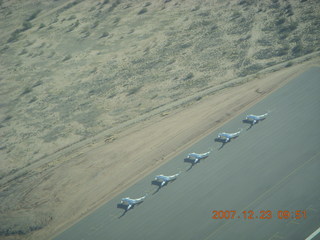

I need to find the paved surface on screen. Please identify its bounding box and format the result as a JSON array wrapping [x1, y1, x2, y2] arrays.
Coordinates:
[[54, 67, 320, 240]]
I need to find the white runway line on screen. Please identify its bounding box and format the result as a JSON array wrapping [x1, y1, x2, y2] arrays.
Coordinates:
[[305, 226, 320, 240]]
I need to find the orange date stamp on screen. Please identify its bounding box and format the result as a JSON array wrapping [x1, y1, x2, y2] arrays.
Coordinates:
[[211, 210, 307, 220]]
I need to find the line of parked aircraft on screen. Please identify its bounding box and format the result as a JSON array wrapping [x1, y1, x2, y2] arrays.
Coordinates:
[[119, 112, 269, 211]]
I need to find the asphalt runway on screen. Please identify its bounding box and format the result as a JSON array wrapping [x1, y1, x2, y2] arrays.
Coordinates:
[[54, 67, 320, 240]]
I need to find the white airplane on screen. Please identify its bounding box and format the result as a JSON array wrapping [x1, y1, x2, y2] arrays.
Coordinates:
[[217, 129, 243, 142], [246, 112, 269, 124], [187, 151, 211, 164], [154, 172, 181, 187], [120, 195, 147, 210]]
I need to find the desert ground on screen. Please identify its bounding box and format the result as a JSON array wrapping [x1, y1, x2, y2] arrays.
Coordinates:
[[0, 0, 319, 239]]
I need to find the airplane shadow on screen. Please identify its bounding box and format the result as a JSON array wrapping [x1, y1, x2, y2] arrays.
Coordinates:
[[184, 158, 198, 171], [117, 203, 130, 218], [214, 138, 228, 150], [242, 119, 254, 130], [117, 202, 143, 218], [151, 179, 177, 195], [151, 180, 165, 195], [242, 119, 265, 130]]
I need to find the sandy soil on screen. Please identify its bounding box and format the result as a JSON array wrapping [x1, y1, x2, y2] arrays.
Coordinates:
[[1, 56, 316, 240]]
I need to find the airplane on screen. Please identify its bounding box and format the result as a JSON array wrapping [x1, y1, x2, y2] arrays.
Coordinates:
[[120, 195, 147, 210], [186, 151, 211, 164], [154, 172, 181, 187], [217, 129, 243, 142], [245, 112, 269, 124]]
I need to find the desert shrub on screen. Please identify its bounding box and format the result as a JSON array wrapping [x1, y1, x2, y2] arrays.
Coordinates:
[[66, 20, 79, 32], [275, 17, 285, 26], [238, 0, 254, 6], [32, 80, 43, 88], [57, 0, 84, 14], [291, 43, 303, 57], [138, 8, 147, 15], [277, 22, 298, 40], [91, 21, 99, 29], [47, 51, 55, 58], [67, 15, 77, 21], [100, 32, 109, 38], [38, 23, 46, 29], [0, 45, 9, 53], [22, 87, 32, 95], [198, 11, 210, 17], [239, 64, 263, 77], [7, 21, 33, 42], [191, 5, 200, 11], [3, 115, 12, 122], [113, 17, 120, 24], [144, 2, 151, 7], [254, 48, 279, 60], [19, 49, 28, 55], [22, 21, 33, 31], [7, 30, 20, 43], [278, 22, 298, 35], [283, 4, 293, 16], [62, 54, 72, 61], [127, 86, 142, 96], [108, 0, 120, 12], [275, 47, 289, 57], [29, 96, 37, 103], [285, 61, 293, 67], [150, 94, 158, 99], [26, 9, 41, 21], [182, 72, 194, 81], [188, 20, 212, 30], [269, 0, 280, 9], [108, 93, 117, 98], [179, 43, 192, 49], [231, 10, 241, 20]]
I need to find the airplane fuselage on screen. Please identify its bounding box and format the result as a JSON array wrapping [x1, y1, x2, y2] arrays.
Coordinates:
[[120, 196, 146, 210], [155, 174, 178, 182], [187, 151, 210, 164], [246, 113, 268, 124], [218, 130, 242, 142], [187, 152, 210, 159], [218, 131, 241, 138], [155, 172, 180, 186]]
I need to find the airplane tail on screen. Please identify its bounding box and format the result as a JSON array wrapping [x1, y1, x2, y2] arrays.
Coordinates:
[[173, 171, 182, 178], [141, 194, 148, 200], [266, 109, 274, 115]]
